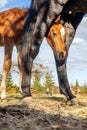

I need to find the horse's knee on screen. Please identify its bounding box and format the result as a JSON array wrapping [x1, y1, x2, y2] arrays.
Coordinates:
[[3, 59, 12, 72], [30, 44, 40, 59]]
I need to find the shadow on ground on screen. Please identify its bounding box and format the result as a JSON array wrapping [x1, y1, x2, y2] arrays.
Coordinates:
[[0, 96, 87, 130]]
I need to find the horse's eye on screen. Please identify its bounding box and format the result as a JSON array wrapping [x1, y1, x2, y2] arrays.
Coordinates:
[[53, 32, 57, 36]]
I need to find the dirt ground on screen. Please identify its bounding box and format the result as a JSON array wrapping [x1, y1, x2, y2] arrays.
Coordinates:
[[0, 94, 87, 130]]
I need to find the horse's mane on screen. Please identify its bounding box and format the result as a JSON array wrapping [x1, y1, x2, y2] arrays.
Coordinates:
[[62, 0, 87, 14]]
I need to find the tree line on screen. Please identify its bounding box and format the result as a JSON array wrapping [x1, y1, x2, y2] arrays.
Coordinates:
[[0, 63, 87, 95], [0, 63, 55, 95]]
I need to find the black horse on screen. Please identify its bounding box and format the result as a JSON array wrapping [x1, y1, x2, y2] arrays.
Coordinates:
[[21, 0, 86, 102]]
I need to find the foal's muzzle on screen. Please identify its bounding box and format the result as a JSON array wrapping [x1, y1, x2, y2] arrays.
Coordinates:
[[56, 51, 66, 61]]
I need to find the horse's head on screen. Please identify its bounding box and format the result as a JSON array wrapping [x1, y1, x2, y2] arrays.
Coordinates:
[[46, 17, 67, 61]]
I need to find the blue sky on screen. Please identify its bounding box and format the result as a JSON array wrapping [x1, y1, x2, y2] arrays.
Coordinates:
[[0, 0, 31, 11], [0, 0, 87, 86]]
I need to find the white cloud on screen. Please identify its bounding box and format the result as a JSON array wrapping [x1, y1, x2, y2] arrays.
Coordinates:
[[82, 16, 87, 23], [0, 0, 8, 8], [67, 17, 87, 71], [73, 37, 85, 44]]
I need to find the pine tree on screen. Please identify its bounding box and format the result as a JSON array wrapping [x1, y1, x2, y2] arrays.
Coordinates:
[[84, 80, 87, 87], [75, 80, 80, 95], [0, 72, 14, 88], [44, 71, 55, 96], [32, 70, 43, 93], [75, 80, 79, 87], [0, 73, 2, 85], [6, 73, 14, 88]]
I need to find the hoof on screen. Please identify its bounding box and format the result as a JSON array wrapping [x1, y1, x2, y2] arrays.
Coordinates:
[[22, 93, 32, 99], [0, 90, 6, 100], [0, 94, 7, 102], [66, 98, 81, 106], [0, 98, 7, 103], [21, 96, 34, 106]]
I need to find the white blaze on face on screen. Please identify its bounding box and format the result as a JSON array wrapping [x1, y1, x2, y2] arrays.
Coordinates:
[[60, 27, 65, 39]]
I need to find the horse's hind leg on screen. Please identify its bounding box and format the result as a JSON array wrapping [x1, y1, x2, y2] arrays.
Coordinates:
[[16, 44, 22, 93], [0, 42, 13, 99]]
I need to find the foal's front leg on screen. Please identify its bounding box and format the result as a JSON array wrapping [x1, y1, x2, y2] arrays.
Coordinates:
[[0, 42, 13, 99]]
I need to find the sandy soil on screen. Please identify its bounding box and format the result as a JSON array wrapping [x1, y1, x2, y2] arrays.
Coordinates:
[[0, 94, 87, 130]]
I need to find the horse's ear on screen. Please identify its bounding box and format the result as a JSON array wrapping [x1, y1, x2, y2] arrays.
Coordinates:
[[54, 15, 61, 24]]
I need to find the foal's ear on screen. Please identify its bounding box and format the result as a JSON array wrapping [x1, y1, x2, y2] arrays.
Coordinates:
[[54, 15, 61, 24]]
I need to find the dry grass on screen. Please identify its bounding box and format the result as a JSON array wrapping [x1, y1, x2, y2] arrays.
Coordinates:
[[0, 94, 87, 130]]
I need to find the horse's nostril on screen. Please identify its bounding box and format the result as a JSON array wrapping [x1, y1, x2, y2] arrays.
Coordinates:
[[59, 52, 65, 60]]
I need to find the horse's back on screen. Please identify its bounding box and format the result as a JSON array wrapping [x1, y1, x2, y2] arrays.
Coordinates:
[[0, 8, 28, 40]]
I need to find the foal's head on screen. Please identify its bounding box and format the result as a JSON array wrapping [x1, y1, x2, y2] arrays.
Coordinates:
[[46, 17, 67, 61]]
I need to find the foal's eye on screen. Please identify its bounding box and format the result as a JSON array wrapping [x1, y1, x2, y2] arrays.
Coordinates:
[[53, 32, 57, 36]]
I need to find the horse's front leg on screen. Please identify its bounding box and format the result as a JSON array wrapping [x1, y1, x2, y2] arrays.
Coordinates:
[[54, 22, 76, 101], [20, 6, 50, 97], [21, 35, 42, 98], [55, 59, 76, 101], [20, 51, 33, 98]]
